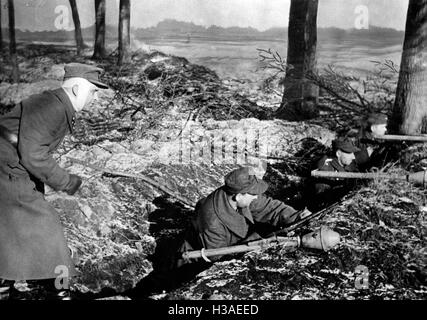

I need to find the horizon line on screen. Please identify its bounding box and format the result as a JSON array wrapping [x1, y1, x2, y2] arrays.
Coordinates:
[[9, 22, 406, 34], [2, 18, 406, 33]]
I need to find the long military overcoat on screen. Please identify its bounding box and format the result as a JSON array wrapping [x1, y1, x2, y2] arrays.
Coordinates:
[[0, 88, 76, 281]]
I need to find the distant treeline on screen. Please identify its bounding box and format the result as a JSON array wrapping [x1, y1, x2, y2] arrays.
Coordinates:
[[2, 19, 405, 44]]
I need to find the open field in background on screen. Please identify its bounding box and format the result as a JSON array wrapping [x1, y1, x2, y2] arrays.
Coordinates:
[[21, 36, 403, 82], [138, 37, 403, 81]]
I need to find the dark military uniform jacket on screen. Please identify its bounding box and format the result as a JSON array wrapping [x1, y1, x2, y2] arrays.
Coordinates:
[[354, 131, 388, 171], [182, 187, 299, 255], [314, 155, 358, 195], [0, 88, 76, 280]]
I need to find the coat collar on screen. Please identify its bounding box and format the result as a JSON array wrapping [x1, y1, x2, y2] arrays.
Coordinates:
[[51, 88, 76, 133], [330, 158, 347, 172], [212, 188, 254, 238], [358, 130, 377, 146]]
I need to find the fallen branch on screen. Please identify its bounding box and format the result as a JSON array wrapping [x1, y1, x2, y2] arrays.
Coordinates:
[[67, 157, 196, 209]]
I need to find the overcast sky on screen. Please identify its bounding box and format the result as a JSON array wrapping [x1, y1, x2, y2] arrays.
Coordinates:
[[1, 0, 409, 31]]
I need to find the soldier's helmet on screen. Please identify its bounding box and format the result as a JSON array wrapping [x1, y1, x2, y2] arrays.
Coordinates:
[[366, 113, 388, 126]]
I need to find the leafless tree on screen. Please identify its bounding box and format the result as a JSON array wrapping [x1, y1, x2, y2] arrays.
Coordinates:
[[390, 0, 427, 134], [275, 0, 319, 121], [7, 0, 19, 82], [93, 0, 106, 59], [0, 0, 3, 52], [69, 0, 86, 55], [118, 0, 131, 65]]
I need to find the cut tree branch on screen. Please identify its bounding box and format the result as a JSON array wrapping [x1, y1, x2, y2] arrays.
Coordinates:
[[67, 157, 196, 208]]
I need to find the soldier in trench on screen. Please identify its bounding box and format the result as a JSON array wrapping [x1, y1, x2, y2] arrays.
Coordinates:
[[352, 113, 390, 172], [310, 138, 360, 210], [0, 63, 108, 300], [125, 166, 312, 299]]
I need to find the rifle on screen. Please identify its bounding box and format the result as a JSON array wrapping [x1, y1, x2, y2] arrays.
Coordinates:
[[182, 226, 340, 261], [182, 195, 351, 262], [266, 198, 348, 238]]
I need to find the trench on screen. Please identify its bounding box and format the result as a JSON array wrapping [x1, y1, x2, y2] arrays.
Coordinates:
[[122, 137, 359, 299]]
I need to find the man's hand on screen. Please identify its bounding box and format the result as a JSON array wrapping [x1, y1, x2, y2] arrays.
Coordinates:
[[299, 208, 312, 219], [315, 183, 331, 194], [65, 174, 82, 195]]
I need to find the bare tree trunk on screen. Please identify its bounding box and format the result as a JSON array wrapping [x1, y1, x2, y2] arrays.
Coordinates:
[[69, 0, 85, 55], [275, 0, 319, 121], [7, 0, 19, 83], [0, 0, 3, 52], [118, 0, 131, 65], [390, 0, 427, 135], [92, 0, 106, 59]]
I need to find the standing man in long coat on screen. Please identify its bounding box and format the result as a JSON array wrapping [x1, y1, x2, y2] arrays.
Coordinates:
[[0, 63, 108, 299]]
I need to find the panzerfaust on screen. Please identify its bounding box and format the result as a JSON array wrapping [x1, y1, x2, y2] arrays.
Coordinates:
[[374, 134, 427, 142], [311, 169, 427, 187], [182, 227, 340, 262]]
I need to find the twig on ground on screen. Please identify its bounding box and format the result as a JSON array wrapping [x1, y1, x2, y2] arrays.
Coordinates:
[[67, 157, 196, 209]]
